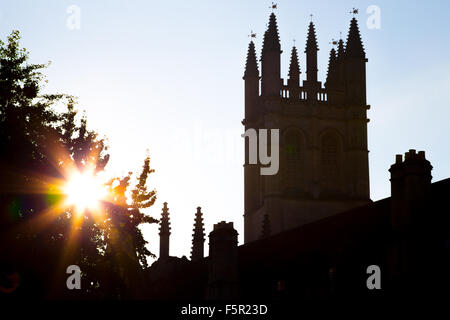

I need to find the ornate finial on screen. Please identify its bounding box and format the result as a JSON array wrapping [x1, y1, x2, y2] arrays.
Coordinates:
[[293, 39, 296, 47], [309, 14, 313, 22], [248, 30, 257, 40], [270, 2, 277, 11], [349, 8, 359, 16]]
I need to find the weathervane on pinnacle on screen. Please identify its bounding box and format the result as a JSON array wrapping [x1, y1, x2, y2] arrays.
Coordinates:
[[248, 30, 257, 40], [329, 38, 338, 46], [350, 8, 359, 16], [270, 2, 277, 11]]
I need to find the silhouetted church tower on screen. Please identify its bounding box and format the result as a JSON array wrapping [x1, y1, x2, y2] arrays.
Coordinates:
[[243, 13, 370, 243]]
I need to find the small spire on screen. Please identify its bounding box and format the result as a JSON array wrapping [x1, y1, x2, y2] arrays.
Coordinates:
[[345, 18, 365, 58], [326, 48, 337, 84], [260, 214, 271, 239], [191, 206, 205, 261], [243, 41, 259, 79], [159, 202, 171, 236], [159, 202, 171, 259], [305, 21, 319, 85], [262, 12, 281, 54], [337, 38, 345, 62], [288, 46, 300, 80], [305, 21, 319, 53]]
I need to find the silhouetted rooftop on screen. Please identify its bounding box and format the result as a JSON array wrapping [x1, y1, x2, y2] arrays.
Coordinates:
[[147, 178, 450, 299]]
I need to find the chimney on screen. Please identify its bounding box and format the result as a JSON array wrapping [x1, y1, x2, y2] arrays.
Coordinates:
[[206, 221, 239, 300], [388, 150, 432, 285], [389, 149, 432, 230]]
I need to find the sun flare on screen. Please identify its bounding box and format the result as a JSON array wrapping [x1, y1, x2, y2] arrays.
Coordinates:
[[63, 169, 106, 214]]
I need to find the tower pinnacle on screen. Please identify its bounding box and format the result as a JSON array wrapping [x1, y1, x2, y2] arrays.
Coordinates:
[[305, 21, 319, 53], [304, 21, 319, 97], [243, 41, 259, 79], [288, 46, 300, 80], [326, 47, 337, 85], [260, 12, 282, 97], [337, 38, 345, 62], [191, 206, 205, 261], [288, 45, 301, 99], [345, 18, 365, 58], [159, 202, 171, 260], [262, 13, 281, 54]]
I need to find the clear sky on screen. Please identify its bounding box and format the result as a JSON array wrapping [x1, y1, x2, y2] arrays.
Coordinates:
[[1, 0, 450, 261]]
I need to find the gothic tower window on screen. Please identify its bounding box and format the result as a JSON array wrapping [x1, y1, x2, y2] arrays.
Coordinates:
[[284, 130, 303, 194], [320, 132, 341, 195]]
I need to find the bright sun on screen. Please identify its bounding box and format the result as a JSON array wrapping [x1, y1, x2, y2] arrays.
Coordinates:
[[63, 170, 106, 214]]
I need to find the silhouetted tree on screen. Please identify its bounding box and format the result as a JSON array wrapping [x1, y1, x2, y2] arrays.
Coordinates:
[[0, 30, 156, 299], [95, 156, 158, 298]]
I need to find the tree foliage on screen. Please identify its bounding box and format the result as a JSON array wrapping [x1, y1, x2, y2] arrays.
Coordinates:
[[0, 30, 157, 299]]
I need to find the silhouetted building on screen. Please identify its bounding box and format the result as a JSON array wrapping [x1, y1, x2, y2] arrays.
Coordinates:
[[146, 13, 450, 301]]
